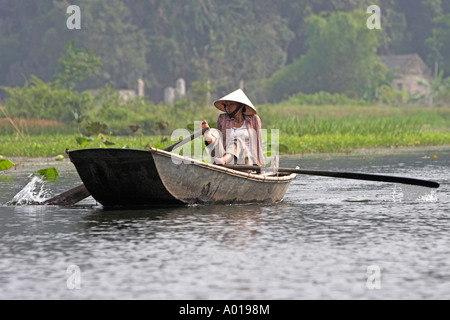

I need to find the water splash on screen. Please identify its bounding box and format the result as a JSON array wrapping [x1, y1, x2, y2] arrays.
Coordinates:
[[416, 190, 438, 202], [402, 184, 438, 202], [391, 184, 438, 203], [6, 176, 51, 205], [391, 185, 403, 202]]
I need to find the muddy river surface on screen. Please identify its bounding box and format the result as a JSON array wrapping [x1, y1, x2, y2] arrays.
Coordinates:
[[1, 148, 449, 299]]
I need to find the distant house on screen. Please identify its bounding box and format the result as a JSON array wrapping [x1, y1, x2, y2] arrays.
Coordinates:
[[379, 54, 432, 96]]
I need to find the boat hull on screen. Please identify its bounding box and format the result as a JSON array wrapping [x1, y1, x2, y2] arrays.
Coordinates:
[[68, 148, 296, 207]]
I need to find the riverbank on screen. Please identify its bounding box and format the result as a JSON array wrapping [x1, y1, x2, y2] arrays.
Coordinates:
[[282, 144, 450, 162], [1, 104, 449, 158], [2, 133, 449, 163], [2, 131, 450, 158]]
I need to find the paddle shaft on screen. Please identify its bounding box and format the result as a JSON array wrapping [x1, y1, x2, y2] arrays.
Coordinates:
[[45, 128, 207, 205], [222, 165, 440, 189], [163, 128, 208, 152]]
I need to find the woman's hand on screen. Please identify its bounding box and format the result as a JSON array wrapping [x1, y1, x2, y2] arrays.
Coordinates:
[[200, 120, 210, 132], [214, 154, 233, 165], [214, 157, 224, 165], [201, 120, 214, 144]]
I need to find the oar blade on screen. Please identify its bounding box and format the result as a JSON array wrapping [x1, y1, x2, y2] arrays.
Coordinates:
[[43, 184, 91, 205], [289, 169, 440, 189]]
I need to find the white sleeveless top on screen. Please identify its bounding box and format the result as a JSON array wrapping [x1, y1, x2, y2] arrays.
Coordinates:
[[230, 121, 250, 149]]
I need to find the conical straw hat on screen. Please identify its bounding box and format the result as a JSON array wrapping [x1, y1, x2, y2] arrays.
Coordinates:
[[214, 89, 257, 115]]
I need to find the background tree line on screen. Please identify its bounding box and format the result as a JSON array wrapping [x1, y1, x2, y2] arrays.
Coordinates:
[[0, 0, 449, 104]]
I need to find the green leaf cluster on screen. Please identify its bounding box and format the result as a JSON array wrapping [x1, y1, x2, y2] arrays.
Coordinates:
[[1, 76, 93, 123], [35, 167, 60, 181], [55, 40, 102, 88], [264, 10, 386, 102], [0, 158, 14, 171]]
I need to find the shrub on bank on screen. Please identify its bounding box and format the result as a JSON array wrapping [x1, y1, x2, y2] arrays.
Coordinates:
[[1, 76, 93, 123]]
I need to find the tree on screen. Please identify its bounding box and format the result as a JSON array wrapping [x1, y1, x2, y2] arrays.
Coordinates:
[[1, 0, 447, 104], [264, 10, 386, 102], [0, 0, 68, 87], [396, 0, 443, 68], [205, 1, 294, 93], [55, 40, 102, 89], [1, 75, 93, 123], [426, 13, 450, 77], [377, 3, 413, 55], [64, 0, 149, 90], [124, 0, 294, 97], [415, 69, 447, 105]]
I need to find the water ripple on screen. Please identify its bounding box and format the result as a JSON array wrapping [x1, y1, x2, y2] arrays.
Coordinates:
[[1, 150, 450, 299]]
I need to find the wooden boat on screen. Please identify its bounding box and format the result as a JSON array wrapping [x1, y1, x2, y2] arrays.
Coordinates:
[[67, 147, 297, 207]]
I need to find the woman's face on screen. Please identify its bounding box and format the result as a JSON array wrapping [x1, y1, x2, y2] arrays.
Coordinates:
[[224, 102, 240, 114]]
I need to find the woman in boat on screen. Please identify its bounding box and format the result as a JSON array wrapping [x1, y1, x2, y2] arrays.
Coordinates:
[[201, 89, 265, 166]]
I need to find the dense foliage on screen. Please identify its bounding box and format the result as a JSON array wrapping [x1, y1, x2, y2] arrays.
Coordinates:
[[0, 0, 449, 103], [1, 75, 93, 122], [263, 10, 386, 102]]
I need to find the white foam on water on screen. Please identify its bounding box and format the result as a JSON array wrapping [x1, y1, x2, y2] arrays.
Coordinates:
[[7, 176, 51, 205], [393, 184, 439, 203], [417, 191, 438, 202], [391, 185, 401, 202]]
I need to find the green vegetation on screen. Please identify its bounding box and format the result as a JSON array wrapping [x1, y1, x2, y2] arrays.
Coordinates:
[[0, 156, 59, 182], [1, 101, 449, 158], [1, 0, 449, 102], [34, 167, 60, 181], [0, 134, 166, 158], [55, 40, 102, 89], [1, 76, 93, 123], [1, 1, 450, 159], [0, 158, 14, 171], [260, 103, 450, 153], [264, 10, 385, 102]]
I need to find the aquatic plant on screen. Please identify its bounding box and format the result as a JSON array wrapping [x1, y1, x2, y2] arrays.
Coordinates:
[[0, 158, 14, 171]]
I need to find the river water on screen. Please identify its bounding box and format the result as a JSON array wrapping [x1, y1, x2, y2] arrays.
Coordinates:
[[0, 148, 449, 300]]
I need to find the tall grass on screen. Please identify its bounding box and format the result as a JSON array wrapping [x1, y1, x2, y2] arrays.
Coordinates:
[[259, 104, 450, 133], [0, 118, 70, 135], [0, 134, 169, 157], [257, 104, 450, 152], [1, 102, 450, 157]]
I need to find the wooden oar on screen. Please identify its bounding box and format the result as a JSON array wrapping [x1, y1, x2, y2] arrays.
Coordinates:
[[163, 128, 207, 152], [44, 184, 91, 205], [44, 128, 207, 205], [222, 165, 440, 189]]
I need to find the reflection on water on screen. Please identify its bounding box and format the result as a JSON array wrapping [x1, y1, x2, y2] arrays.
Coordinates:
[[0, 150, 449, 299]]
